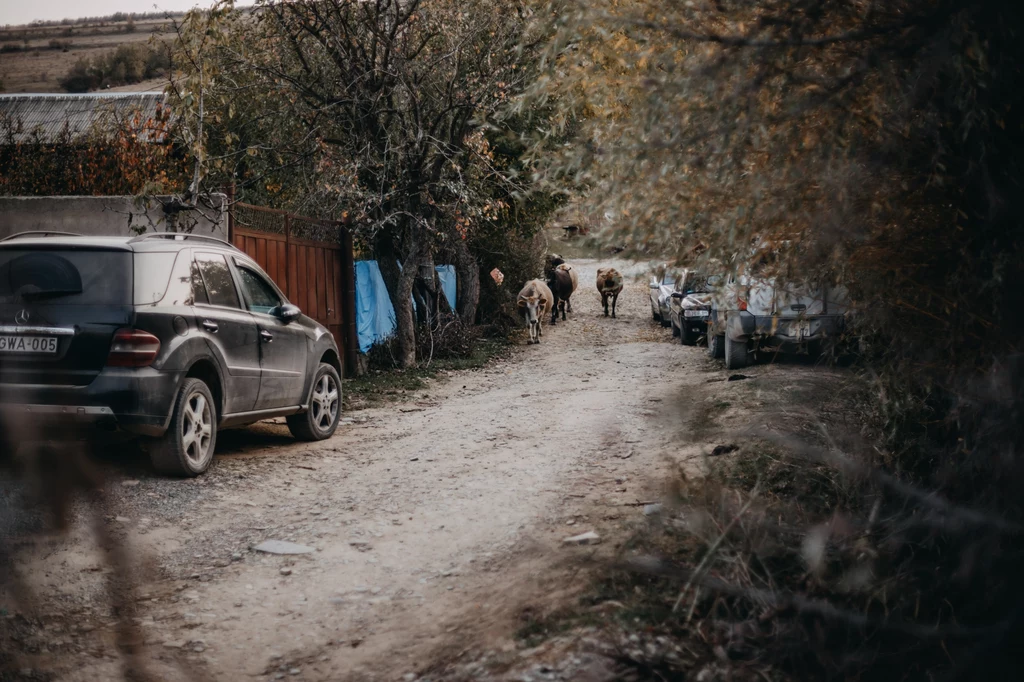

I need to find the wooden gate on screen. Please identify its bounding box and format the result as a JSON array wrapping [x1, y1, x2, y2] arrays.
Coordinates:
[[229, 202, 357, 377]]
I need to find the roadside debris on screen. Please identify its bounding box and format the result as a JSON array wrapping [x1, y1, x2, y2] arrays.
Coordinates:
[[564, 531, 601, 546], [253, 540, 316, 555], [710, 444, 739, 456], [642, 503, 663, 516], [727, 374, 750, 382]]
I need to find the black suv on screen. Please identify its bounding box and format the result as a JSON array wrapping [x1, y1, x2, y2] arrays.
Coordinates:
[[0, 232, 342, 476]]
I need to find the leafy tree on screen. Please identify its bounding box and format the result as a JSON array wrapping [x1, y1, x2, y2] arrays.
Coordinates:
[[172, 0, 550, 367]]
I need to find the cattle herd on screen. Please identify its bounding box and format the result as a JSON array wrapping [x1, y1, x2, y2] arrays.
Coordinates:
[[516, 255, 624, 344]]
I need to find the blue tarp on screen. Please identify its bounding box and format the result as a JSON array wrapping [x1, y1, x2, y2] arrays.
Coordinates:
[[354, 260, 457, 353], [436, 264, 457, 311], [354, 260, 397, 353]]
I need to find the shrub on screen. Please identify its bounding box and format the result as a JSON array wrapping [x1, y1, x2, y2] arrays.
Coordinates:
[[415, 314, 480, 363], [58, 57, 98, 93], [59, 42, 171, 92], [475, 229, 546, 338]]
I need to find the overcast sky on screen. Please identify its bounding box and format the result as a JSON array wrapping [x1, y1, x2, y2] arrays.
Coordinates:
[[1, 2, 222, 27]]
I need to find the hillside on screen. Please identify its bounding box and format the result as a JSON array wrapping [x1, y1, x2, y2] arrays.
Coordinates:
[[0, 15, 180, 94]]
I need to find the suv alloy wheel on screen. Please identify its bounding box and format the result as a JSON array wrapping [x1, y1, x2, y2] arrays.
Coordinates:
[[149, 378, 217, 476], [287, 363, 342, 441]]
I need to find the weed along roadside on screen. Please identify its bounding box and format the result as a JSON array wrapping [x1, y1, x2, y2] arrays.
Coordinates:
[[343, 339, 514, 412]]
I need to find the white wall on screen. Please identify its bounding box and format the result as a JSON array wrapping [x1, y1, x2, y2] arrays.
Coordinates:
[[0, 194, 228, 241]]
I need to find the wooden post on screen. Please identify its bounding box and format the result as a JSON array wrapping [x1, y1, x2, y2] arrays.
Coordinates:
[[340, 222, 358, 377]]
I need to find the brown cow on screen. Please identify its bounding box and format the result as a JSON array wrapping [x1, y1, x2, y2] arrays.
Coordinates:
[[557, 262, 579, 312], [545, 255, 580, 319], [596, 267, 624, 318], [517, 279, 554, 344]]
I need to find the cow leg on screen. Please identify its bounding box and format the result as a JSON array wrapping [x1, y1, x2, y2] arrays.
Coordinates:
[[602, 293, 609, 317], [567, 298, 573, 313], [561, 300, 567, 321], [612, 292, 619, 318]]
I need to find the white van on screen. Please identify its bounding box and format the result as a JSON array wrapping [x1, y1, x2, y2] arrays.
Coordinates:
[[707, 276, 849, 369]]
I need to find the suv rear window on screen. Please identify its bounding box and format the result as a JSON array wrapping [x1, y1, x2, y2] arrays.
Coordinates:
[[0, 248, 131, 305]]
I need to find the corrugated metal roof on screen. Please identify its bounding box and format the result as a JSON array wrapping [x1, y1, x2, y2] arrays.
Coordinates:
[[0, 92, 172, 144]]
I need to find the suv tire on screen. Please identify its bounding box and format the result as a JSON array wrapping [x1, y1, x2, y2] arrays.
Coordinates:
[[708, 332, 725, 359], [149, 378, 217, 477], [671, 317, 681, 337], [288, 363, 342, 441], [725, 336, 749, 369]]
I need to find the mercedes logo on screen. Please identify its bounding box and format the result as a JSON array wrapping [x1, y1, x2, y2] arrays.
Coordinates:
[[14, 309, 30, 325]]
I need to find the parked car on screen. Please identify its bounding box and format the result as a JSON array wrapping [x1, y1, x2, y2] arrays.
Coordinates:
[[668, 272, 721, 345], [648, 268, 678, 327], [0, 231, 343, 476], [707, 276, 849, 369]]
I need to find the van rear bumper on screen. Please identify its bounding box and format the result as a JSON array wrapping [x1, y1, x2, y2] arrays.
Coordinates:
[[727, 311, 845, 344], [0, 367, 181, 438]]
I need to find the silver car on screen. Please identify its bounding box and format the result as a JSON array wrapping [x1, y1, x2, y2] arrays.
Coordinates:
[[707, 276, 850, 369], [648, 270, 677, 327], [668, 272, 720, 345]]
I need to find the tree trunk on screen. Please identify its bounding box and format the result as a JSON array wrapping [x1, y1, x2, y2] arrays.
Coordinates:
[[453, 237, 480, 324], [393, 258, 418, 368], [375, 232, 419, 369]]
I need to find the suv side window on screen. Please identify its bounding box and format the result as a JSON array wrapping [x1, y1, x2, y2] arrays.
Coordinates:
[[194, 252, 241, 309], [235, 262, 283, 315]]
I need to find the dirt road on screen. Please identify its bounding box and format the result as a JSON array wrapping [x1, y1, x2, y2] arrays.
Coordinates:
[[2, 259, 844, 681]]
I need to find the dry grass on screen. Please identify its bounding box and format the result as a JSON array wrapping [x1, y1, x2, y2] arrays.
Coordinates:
[[0, 18, 178, 93], [500, 358, 1024, 681]]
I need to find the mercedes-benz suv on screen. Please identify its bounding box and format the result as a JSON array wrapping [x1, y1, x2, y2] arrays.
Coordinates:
[[0, 231, 343, 476]]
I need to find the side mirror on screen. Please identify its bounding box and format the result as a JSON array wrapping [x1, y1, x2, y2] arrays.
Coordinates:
[[649, 282, 660, 289], [670, 292, 684, 299], [275, 303, 302, 323]]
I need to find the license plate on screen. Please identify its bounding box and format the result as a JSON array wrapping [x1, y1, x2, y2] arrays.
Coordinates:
[[0, 336, 59, 354], [796, 323, 811, 340]]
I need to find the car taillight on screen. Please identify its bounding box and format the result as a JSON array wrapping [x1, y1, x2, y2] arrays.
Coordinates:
[[737, 297, 748, 311], [107, 328, 161, 367]]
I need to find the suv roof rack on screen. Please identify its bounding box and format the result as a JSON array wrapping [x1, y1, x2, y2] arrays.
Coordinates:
[[127, 232, 240, 251], [0, 230, 83, 242]]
